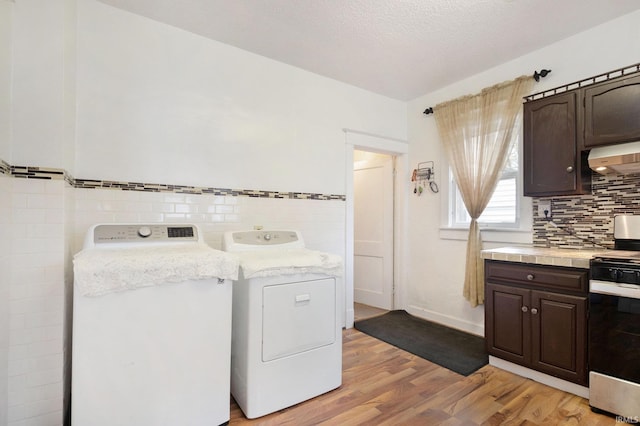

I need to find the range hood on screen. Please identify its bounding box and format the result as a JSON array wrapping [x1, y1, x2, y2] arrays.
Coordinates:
[[588, 141, 640, 175]]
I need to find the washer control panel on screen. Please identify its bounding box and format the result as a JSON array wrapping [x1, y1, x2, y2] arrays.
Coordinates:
[[92, 224, 198, 245]]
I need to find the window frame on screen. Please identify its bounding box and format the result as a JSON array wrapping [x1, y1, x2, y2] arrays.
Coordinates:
[[438, 134, 533, 245], [448, 142, 521, 230]]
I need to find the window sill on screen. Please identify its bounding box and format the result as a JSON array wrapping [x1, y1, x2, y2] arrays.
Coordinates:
[[439, 227, 533, 244]]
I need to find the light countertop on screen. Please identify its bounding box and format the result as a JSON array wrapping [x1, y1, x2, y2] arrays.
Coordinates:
[[481, 246, 609, 269]]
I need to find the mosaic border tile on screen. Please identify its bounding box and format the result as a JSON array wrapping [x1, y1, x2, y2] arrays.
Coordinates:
[[11, 165, 68, 180], [0, 159, 9, 175], [1, 159, 345, 201]]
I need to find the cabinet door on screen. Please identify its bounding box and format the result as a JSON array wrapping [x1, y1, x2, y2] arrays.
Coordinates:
[[584, 74, 640, 148], [523, 92, 588, 196], [485, 283, 531, 366], [530, 291, 588, 385]]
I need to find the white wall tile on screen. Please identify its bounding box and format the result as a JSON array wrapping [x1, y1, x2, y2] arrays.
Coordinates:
[[0, 175, 11, 423], [8, 397, 63, 423], [7, 177, 67, 425], [73, 188, 345, 255], [8, 382, 61, 409], [9, 410, 62, 426], [11, 179, 45, 195]]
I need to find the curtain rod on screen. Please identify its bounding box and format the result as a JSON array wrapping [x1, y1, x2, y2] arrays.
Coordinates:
[[422, 69, 551, 115]]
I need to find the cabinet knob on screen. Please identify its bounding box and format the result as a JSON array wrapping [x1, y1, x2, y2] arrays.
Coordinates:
[[521, 306, 528, 313], [526, 274, 535, 281], [566, 166, 574, 173], [531, 308, 538, 315]]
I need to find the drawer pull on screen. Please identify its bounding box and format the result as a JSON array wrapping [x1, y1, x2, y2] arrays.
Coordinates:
[[531, 308, 538, 315], [295, 294, 311, 303], [527, 274, 535, 281], [521, 306, 528, 313]]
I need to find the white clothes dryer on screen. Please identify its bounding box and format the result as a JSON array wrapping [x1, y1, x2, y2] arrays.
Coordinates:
[[72, 224, 239, 426], [222, 230, 342, 419]]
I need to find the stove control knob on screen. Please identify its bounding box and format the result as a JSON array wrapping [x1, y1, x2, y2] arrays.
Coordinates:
[[138, 226, 152, 238], [609, 268, 620, 281]]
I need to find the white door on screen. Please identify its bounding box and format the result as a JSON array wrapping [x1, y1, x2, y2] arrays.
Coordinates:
[[353, 151, 394, 310]]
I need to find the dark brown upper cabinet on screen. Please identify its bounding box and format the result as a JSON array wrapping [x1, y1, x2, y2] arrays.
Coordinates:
[[583, 73, 640, 148], [523, 92, 591, 197], [523, 65, 640, 197]]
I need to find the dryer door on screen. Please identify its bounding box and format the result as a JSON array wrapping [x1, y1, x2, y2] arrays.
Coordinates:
[[262, 277, 336, 362]]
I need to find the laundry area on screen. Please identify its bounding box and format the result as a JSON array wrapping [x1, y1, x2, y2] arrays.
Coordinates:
[[71, 225, 342, 425]]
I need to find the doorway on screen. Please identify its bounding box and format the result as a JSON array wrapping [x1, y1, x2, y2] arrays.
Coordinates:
[[344, 128, 409, 329], [353, 150, 394, 311]]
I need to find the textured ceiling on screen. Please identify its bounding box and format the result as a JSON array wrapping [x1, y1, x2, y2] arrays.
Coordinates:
[[98, 0, 640, 101]]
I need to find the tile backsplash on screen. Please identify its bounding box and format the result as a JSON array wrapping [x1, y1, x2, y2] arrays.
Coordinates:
[[533, 172, 640, 249]]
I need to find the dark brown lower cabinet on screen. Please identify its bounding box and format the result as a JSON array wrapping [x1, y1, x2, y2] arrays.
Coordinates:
[[485, 261, 588, 386]]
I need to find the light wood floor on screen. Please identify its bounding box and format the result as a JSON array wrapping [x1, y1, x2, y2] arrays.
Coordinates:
[[353, 302, 389, 321], [230, 328, 616, 425]]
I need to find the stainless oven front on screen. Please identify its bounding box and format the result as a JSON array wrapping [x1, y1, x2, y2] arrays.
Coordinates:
[[589, 259, 640, 419]]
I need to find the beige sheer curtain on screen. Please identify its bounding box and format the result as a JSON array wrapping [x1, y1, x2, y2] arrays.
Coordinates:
[[433, 75, 534, 307]]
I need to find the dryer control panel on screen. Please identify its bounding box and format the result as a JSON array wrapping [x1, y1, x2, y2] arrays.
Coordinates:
[[223, 230, 304, 251]]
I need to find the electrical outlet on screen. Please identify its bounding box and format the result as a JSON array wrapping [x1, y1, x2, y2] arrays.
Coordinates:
[[537, 200, 551, 219]]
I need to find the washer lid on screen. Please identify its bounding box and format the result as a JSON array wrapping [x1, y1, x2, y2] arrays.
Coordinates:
[[222, 230, 305, 251]]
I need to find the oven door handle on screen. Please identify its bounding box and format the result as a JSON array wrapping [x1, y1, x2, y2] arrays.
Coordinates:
[[590, 279, 640, 299]]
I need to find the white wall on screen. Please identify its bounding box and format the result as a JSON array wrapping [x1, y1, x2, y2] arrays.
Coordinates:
[[0, 0, 11, 162], [74, 0, 407, 193], [0, 2, 11, 423], [405, 10, 640, 335], [11, 0, 76, 172]]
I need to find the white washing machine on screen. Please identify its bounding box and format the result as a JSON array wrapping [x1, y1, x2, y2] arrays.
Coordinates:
[[72, 224, 239, 426], [222, 230, 343, 419]]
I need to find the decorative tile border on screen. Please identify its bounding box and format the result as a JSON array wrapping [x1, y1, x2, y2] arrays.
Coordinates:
[[533, 173, 640, 249], [11, 165, 68, 180], [0, 159, 345, 201], [0, 159, 9, 175]]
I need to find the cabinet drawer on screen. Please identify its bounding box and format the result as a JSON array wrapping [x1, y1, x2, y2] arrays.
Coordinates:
[[485, 261, 587, 293]]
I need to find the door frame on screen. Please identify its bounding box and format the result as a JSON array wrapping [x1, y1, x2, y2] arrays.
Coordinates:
[[343, 128, 409, 328]]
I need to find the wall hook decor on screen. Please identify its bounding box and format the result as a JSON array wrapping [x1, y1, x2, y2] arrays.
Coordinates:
[[411, 161, 439, 195]]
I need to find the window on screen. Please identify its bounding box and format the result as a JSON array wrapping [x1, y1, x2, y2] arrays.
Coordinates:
[[449, 140, 520, 228]]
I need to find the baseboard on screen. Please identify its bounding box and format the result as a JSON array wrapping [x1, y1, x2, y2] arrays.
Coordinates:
[[406, 305, 484, 337], [490, 356, 589, 399]]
